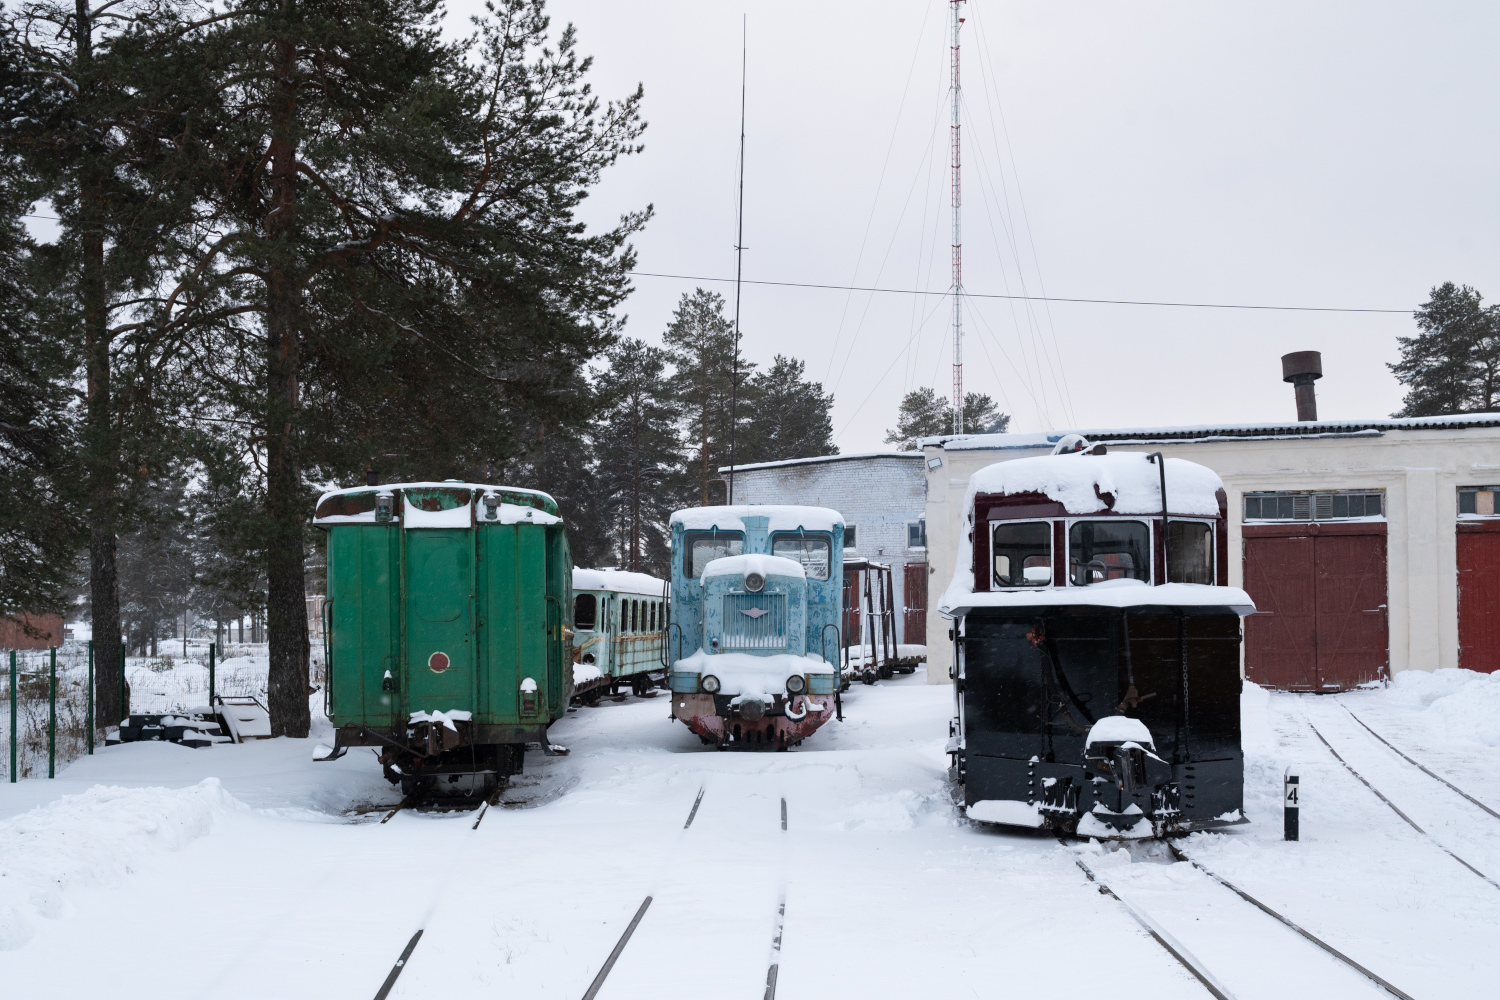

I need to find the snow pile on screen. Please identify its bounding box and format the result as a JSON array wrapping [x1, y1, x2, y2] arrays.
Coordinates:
[[408, 709, 472, 731], [0, 780, 237, 950], [967, 799, 1043, 828], [1084, 715, 1154, 747], [571, 662, 603, 685], [1381, 668, 1500, 746], [572, 567, 666, 596], [674, 648, 833, 699], [967, 451, 1223, 517], [669, 505, 842, 532], [701, 553, 805, 583]]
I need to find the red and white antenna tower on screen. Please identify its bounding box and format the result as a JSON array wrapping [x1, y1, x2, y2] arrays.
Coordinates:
[[949, 0, 966, 435]]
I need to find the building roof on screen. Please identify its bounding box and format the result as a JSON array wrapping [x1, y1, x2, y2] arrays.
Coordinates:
[[718, 450, 922, 474], [921, 413, 1500, 451]]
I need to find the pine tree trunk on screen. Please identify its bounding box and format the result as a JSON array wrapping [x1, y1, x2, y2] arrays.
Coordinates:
[[76, 0, 125, 727], [263, 38, 310, 738]]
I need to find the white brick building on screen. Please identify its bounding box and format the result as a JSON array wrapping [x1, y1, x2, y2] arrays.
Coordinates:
[[720, 452, 930, 642]]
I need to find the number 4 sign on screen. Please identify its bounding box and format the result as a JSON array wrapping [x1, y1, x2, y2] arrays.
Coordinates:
[[1285, 770, 1300, 841]]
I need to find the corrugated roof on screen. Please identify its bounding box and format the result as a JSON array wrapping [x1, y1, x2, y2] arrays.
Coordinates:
[[718, 450, 923, 473], [921, 413, 1500, 451]]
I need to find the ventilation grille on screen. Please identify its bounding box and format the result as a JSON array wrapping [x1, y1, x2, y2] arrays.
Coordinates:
[[720, 593, 788, 650]]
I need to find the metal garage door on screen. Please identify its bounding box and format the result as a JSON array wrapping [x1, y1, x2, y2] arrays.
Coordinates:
[[1243, 523, 1388, 690], [1458, 522, 1500, 673]]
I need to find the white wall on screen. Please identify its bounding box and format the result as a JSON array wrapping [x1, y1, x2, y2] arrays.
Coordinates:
[[923, 426, 1500, 683]]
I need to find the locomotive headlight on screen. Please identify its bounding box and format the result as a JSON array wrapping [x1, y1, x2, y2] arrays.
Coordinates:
[[701, 674, 722, 694], [744, 571, 765, 593], [786, 674, 807, 695]]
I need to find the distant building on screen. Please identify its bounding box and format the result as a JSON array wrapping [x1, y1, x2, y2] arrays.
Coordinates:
[[921, 414, 1500, 688], [0, 613, 65, 650], [720, 452, 929, 643]]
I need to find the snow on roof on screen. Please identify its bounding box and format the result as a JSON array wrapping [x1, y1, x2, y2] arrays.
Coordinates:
[[314, 481, 557, 525], [920, 413, 1500, 451], [939, 581, 1256, 617], [573, 567, 667, 597], [701, 553, 806, 583], [716, 450, 922, 474], [670, 505, 843, 532], [969, 450, 1223, 516]]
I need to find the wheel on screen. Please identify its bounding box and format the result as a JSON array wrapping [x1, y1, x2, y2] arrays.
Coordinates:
[[631, 674, 650, 698], [861, 668, 876, 685]]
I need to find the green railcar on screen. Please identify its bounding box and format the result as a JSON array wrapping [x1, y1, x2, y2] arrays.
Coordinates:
[[313, 481, 572, 796]]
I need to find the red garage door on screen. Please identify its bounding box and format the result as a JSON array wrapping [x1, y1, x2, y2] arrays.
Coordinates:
[[1458, 523, 1500, 673], [1244, 523, 1388, 691], [903, 562, 927, 644]]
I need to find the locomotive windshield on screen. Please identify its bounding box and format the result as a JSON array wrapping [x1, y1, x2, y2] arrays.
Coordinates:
[[1167, 521, 1214, 584], [771, 533, 831, 580], [992, 522, 1052, 587], [683, 531, 744, 578], [1069, 520, 1150, 586]]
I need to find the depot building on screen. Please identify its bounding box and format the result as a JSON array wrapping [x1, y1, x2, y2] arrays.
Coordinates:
[[920, 412, 1500, 689]]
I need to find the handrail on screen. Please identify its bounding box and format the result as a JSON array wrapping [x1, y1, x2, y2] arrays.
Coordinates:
[[322, 599, 333, 720], [821, 623, 843, 721]]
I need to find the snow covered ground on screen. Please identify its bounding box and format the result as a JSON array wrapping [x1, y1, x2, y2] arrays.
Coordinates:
[[2, 668, 1499, 999]]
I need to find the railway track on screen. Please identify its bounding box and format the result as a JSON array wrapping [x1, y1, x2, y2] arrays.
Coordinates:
[[1304, 712, 1500, 892], [1339, 706, 1500, 822], [1066, 839, 1417, 1000]]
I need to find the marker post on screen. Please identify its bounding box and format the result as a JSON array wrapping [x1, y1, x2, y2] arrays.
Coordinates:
[[1285, 769, 1300, 841]]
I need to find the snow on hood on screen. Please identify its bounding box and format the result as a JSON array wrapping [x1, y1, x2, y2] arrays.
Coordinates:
[[940, 582, 1255, 616], [1085, 715, 1154, 747], [701, 553, 806, 583], [572, 567, 667, 597], [670, 505, 843, 533], [968, 450, 1224, 517], [674, 649, 833, 700]]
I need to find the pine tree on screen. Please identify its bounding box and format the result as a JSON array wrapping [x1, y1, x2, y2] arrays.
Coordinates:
[[883, 387, 1010, 448], [1391, 283, 1500, 417], [662, 288, 753, 504], [595, 338, 681, 573], [163, 0, 646, 734], [734, 355, 838, 465]]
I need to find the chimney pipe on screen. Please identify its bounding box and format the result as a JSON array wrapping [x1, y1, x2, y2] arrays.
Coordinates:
[[1281, 351, 1323, 422], [366, 468, 379, 487]]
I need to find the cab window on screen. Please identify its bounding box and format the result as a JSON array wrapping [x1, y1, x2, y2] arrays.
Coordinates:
[[1069, 520, 1150, 586], [574, 593, 597, 630], [771, 533, 832, 580], [1168, 521, 1214, 584], [992, 522, 1052, 587], [683, 531, 744, 578]]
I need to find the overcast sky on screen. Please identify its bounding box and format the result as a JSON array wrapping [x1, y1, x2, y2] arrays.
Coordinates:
[[453, 0, 1495, 451]]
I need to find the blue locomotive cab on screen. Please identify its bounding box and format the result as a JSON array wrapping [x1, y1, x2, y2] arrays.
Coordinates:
[[668, 507, 844, 748]]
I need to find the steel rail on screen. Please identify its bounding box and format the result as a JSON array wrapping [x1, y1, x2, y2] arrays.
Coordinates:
[[1340, 706, 1500, 822], [1165, 843, 1416, 1000], [372, 930, 424, 1000], [1065, 844, 1232, 1000], [1306, 717, 1500, 892]]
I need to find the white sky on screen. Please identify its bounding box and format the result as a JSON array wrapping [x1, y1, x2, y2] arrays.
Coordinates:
[[467, 0, 1498, 450]]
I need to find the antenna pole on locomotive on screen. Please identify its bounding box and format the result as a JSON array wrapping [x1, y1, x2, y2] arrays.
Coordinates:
[[728, 15, 748, 505], [950, 0, 966, 436]]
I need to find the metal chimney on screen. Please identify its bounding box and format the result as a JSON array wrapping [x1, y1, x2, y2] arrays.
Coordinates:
[[1281, 351, 1323, 422]]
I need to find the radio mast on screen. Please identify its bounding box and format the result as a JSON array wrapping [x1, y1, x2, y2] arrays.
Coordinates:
[[728, 16, 747, 504], [949, 0, 965, 435]]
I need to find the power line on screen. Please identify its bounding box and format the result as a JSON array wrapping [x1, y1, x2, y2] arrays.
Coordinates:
[[627, 271, 1410, 314]]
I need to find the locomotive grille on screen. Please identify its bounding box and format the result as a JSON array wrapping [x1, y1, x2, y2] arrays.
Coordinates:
[[721, 593, 789, 649]]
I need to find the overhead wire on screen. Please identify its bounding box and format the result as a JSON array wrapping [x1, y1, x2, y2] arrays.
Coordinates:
[[836, 290, 954, 441]]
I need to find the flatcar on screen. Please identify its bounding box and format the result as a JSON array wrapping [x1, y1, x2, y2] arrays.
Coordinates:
[[571, 567, 668, 702], [313, 481, 572, 797], [941, 440, 1255, 838], [666, 506, 844, 748]]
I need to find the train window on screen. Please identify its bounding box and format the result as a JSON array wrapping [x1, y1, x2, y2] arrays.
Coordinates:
[[771, 534, 832, 580], [574, 594, 597, 630], [1069, 520, 1150, 586], [992, 522, 1052, 587], [1167, 521, 1214, 584], [620, 601, 628, 632], [684, 531, 744, 578]]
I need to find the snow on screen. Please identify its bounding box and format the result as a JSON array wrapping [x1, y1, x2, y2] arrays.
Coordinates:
[[4, 665, 1500, 998], [966, 450, 1224, 517], [519, 678, 538, 694], [670, 505, 843, 533], [939, 580, 1256, 616], [571, 663, 603, 685], [1375, 667, 1500, 746], [966, 798, 1043, 827], [1086, 715, 1156, 747], [409, 710, 473, 731], [715, 450, 921, 473], [403, 494, 472, 528], [675, 649, 833, 700], [700, 553, 806, 582], [572, 567, 667, 597]]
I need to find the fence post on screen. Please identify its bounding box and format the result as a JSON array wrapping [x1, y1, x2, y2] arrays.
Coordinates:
[[209, 641, 216, 707], [48, 647, 56, 779], [120, 641, 127, 719], [8, 650, 15, 783], [87, 640, 94, 755]]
